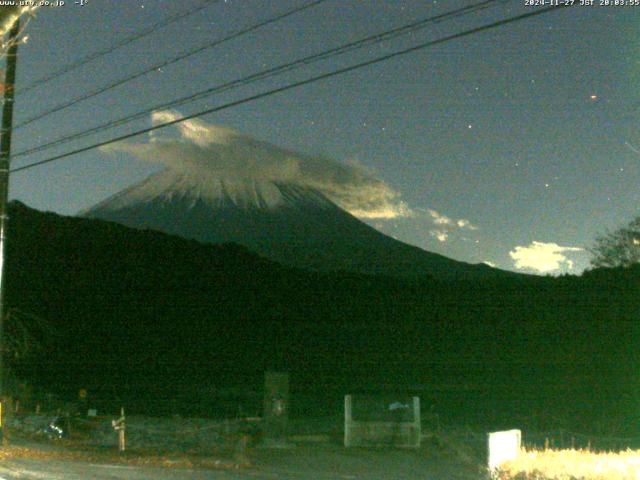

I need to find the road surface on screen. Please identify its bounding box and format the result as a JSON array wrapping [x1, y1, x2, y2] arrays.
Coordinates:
[[0, 444, 484, 479]]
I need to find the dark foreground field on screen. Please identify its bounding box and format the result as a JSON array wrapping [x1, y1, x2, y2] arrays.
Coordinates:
[[0, 431, 487, 480]]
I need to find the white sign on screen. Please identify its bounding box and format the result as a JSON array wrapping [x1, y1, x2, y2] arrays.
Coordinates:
[[488, 429, 521, 472]]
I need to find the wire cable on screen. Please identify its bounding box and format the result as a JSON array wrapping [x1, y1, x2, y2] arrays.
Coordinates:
[[17, 0, 220, 95], [12, 0, 507, 159], [13, 0, 328, 130], [11, 4, 571, 174]]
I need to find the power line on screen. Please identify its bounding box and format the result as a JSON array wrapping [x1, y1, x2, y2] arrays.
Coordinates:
[[11, 4, 571, 175], [13, 0, 328, 130], [13, 0, 504, 157], [17, 0, 220, 96], [13, 0, 507, 159]]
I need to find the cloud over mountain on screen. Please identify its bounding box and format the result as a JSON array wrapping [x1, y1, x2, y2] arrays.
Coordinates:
[[101, 111, 409, 219]]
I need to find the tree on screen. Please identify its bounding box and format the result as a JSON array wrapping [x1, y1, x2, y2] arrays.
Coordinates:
[[3, 308, 52, 363], [590, 216, 640, 268], [0, 308, 53, 400]]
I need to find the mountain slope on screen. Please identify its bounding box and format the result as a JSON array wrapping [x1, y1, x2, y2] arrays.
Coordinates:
[[83, 170, 504, 279]]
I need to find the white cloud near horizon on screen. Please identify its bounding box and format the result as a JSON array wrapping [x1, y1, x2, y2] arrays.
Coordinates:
[[456, 219, 477, 230], [411, 208, 478, 243], [369, 208, 480, 245], [426, 208, 477, 231], [430, 230, 449, 242], [509, 241, 583, 273], [101, 110, 411, 219], [428, 209, 453, 225]]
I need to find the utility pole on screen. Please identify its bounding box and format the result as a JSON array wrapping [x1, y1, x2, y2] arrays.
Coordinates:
[[0, 18, 20, 444]]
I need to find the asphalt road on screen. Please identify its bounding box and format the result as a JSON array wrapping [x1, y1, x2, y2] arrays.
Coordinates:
[[0, 459, 382, 480], [0, 446, 484, 480]]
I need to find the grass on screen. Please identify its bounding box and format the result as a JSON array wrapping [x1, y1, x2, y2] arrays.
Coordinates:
[[496, 448, 640, 480], [0, 443, 250, 469], [0, 430, 252, 470]]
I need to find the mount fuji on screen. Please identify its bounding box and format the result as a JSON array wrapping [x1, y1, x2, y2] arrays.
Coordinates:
[[83, 112, 504, 279]]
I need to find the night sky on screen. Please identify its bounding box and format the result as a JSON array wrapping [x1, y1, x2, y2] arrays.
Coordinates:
[[7, 0, 640, 274]]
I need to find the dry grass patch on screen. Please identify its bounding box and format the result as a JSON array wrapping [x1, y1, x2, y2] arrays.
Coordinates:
[[0, 443, 247, 470], [496, 448, 640, 480]]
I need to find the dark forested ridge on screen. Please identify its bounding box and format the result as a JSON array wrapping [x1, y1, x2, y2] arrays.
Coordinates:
[[5, 201, 639, 433]]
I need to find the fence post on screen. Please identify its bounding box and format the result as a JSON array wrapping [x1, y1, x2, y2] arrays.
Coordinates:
[[112, 407, 126, 453], [344, 395, 353, 447], [119, 407, 125, 452]]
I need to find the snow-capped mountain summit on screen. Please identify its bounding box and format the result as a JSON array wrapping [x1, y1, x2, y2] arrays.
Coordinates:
[[88, 168, 335, 212]]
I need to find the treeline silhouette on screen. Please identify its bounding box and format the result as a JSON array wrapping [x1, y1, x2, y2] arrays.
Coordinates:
[[5, 201, 639, 433]]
